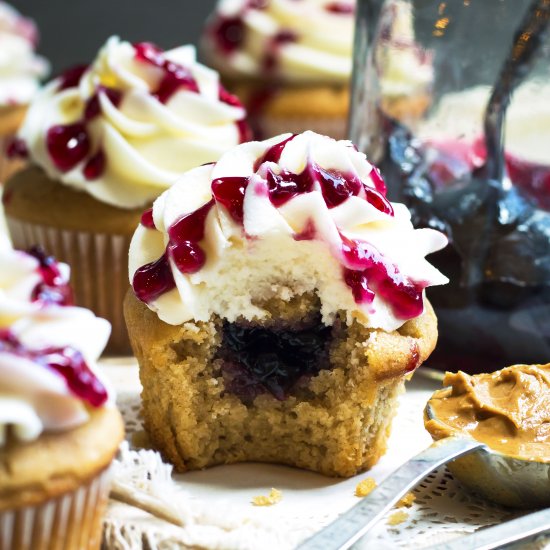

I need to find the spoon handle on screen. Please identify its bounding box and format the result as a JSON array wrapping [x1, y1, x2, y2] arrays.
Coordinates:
[[297, 437, 485, 550], [426, 507, 550, 550]]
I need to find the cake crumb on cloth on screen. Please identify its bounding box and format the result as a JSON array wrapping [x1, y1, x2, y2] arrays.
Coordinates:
[[396, 492, 416, 508], [388, 510, 409, 526], [355, 477, 377, 497], [252, 488, 283, 506]]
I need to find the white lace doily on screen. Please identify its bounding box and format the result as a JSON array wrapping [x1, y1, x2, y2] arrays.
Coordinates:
[[100, 359, 549, 550]]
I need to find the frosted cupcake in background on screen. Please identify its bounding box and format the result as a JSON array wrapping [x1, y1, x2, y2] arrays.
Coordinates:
[[0, 2, 49, 248], [201, 0, 355, 139], [0, 246, 124, 549], [0, 1, 48, 182], [201, 0, 432, 139], [4, 36, 250, 353]]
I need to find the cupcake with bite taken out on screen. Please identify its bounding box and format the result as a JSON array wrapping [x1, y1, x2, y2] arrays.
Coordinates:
[[125, 131, 448, 477], [0, 244, 124, 549], [4, 36, 250, 353]]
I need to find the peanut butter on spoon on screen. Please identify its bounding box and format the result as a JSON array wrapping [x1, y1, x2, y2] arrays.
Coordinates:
[[425, 364, 550, 462]]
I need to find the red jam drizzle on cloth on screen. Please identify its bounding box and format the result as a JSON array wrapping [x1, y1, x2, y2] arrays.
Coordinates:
[[132, 135, 426, 320], [0, 330, 107, 407]]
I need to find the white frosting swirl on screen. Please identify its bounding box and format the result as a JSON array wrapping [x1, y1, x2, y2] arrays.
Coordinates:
[[203, 0, 355, 83], [129, 131, 448, 332], [0, 247, 111, 445], [18, 36, 247, 209], [0, 2, 49, 107]]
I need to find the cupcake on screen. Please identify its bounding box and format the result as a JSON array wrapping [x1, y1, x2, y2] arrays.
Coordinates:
[[0, 1, 48, 183], [201, 0, 355, 139], [201, 0, 432, 140], [4, 36, 250, 353], [125, 131, 448, 477], [0, 245, 124, 549]]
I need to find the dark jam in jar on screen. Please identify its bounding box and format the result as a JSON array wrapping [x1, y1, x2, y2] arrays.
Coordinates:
[[378, 115, 550, 373]]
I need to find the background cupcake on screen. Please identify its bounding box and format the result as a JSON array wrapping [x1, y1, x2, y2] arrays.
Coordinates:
[[201, 0, 355, 139], [0, 245, 124, 549], [0, 1, 49, 182], [0, 2, 49, 245], [125, 131, 448, 476], [4, 36, 249, 353]]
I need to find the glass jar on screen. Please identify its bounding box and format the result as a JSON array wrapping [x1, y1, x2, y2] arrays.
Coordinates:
[[350, 0, 550, 372]]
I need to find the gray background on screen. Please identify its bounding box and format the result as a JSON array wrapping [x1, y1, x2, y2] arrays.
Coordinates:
[[10, 1, 218, 75]]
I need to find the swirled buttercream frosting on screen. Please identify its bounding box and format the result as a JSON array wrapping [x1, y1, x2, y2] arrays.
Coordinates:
[[129, 131, 448, 331], [202, 0, 355, 83], [0, 2, 49, 107], [17, 36, 250, 209], [0, 246, 111, 445]]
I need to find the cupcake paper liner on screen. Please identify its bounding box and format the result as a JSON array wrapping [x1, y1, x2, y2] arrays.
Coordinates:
[[6, 218, 132, 355], [0, 467, 111, 550]]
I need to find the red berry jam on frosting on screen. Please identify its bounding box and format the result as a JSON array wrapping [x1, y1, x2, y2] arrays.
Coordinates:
[[18, 37, 250, 210], [130, 132, 448, 329]]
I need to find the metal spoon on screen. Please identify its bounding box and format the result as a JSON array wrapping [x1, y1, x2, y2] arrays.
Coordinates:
[[296, 436, 485, 550], [297, 403, 550, 550]]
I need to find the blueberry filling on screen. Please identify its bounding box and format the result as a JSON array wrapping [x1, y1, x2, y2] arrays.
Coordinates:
[[218, 316, 332, 402]]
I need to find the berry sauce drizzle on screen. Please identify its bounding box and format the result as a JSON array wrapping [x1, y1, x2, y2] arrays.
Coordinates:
[[44, 44, 248, 175], [325, 2, 355, 14], [132, 201, 215, 303], [6, 137, 28, 159], [45, 85, 121, 177], [134, 42, 200, 103], [218, 317, 331, 401], [132, 135, 420, 321], [28, 246, 73, 306], [57, 64, 88, 91], [0, 330, 107, 407]]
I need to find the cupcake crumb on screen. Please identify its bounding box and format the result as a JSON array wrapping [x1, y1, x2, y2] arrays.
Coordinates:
[[387, 510, 409, 526], [355, 477, 377, 497], [252, 488, 282, 506], [396, 492, 416, 508]]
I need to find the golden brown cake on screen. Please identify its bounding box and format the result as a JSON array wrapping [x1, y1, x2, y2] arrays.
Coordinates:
[[125, 131, 448, 477], [126, 291, 437, 476], [228, 80, 350, 140], [5, 37, 249, 353], [0, 245, 124, 548]]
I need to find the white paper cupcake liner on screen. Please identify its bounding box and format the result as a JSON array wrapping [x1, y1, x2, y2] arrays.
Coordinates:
[[6, 218, 132, 355], [0, 467, 111, 550]]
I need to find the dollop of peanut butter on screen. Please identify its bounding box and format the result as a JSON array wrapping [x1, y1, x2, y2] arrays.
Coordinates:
[[425, 364, 550, 461]]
